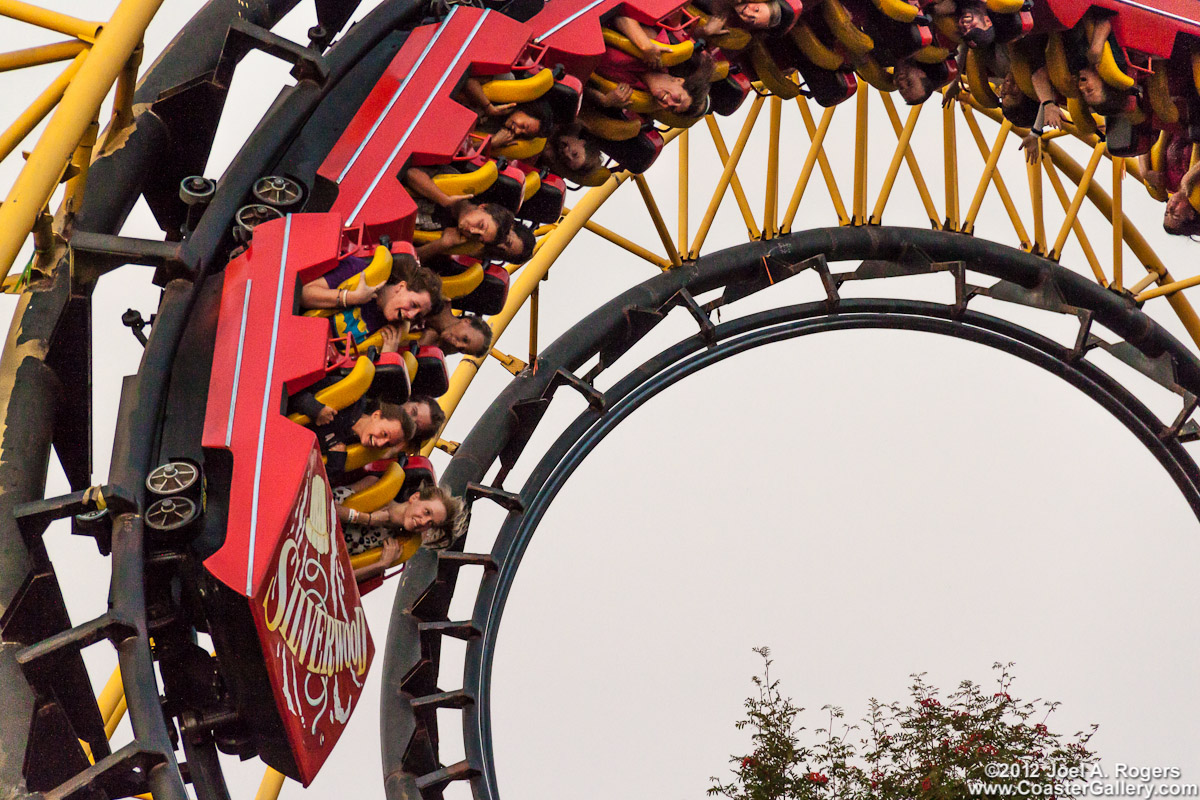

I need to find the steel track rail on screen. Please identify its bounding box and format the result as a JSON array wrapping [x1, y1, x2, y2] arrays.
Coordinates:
[[0, 1, 425, 797], [380, 226, 1200, 800]]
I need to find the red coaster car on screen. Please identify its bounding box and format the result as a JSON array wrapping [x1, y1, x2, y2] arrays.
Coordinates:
[[200, 213, 376, 785]]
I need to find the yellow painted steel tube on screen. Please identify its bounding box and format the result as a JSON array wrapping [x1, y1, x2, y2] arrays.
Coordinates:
[[1049, 143, 1105, 260], [583, 218, 672, 269], [0, 39, 87, 72], [1131, 270, 1159, 294], [0, 51, 86, 163], [105, 695, 129, 739], [65, 117, 99, 210], [1037, 141, 1200, 347], [97, 667, 124, 735], [879, 93, 939, 228], [962, 117, 1012, 233], [256, 768, 286, 800], [870, 103, 922, 225], [942, 101, 959, 230], [1112, 156, 1123, 291], [1026, 156, 1045, 255], [0, 0, 100, 41], [852, 83, 869, 224], [677, 128, 688, 255], [0, 0, 165, 278], [781, 103, 837, 231], [105, 43, 143, 142], [764, 96, 781, 237], [1136, 273, 1200, 303], [692, 101, 763, 256], [1041, 156, 1105, 286], [633, 173, 681, 266], [529, 285, 539, 365], [795, 96, 850, 226], [959, 106, 1029, 247], [702, 106, 763, 247]]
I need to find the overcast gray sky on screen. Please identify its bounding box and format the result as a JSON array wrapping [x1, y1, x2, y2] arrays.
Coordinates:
[[2, 2, 1198, 799]]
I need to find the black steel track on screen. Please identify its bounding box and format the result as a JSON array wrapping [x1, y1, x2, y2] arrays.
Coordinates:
[[0, 1, 428, 798], [380, 226, 1200, 799]]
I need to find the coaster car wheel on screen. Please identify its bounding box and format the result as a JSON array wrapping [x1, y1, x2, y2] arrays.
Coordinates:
[[233, 204, 283, 243], [251, 175, 304, 209], [145, 496, 202, 533], [146, 460, 204, 500]]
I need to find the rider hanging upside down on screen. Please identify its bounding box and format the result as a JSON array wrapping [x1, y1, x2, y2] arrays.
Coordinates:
[[1140, 131, 1200, 237], [692, 0, 797, 35], [458, 76, 556, 151], [1065, 8, 1133, 117], [300, 251, 443, 345], [539, 123, 605, 182], [400, 396, 446, 450], [485, 221, 537, 265], [296, 396, 415, 481], [402, 164, 516, 259], [335, 483, 466, 582], [588, 14, 716, 119], [416, 306, 494, 357]]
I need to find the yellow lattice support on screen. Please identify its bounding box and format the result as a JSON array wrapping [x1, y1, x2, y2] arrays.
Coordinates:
[[942, 100, 959, 230], [871, 102, 923, 225], [781, 103, 838, 231], [764, 95, 781, 237], [692, 104, 762, 256], [853, 83, 869, 224], [677, 128, 688, 254], [0, 0, 164, 278]]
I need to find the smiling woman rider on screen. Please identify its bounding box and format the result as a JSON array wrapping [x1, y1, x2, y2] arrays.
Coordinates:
[[301, 252, 443, 346], [296, 397, 416, 481], [335, 483, 467, 582]]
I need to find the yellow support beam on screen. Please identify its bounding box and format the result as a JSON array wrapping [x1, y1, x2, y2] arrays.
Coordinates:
[[582, 218, 672, 269], [794, 96, 850, 226], [105, 695, 128, 740], [1048, 142, 1105, 261], [1112, 155, 1124, 292], [490, 348, 527, 375], [959, 105, 1029, 248], [852, 83, 869, 224], [781, 103, 837, 231], [942, 99, 959, 230], [0, 0, 165, 278], [633, 173, 682, 266], [878, 93, 939, 228], [0, 0, 101, 42], [1026, 149, 1045, 255], [1038, 140, 1200, 348], [528, 285, 539, 366], [97, 666, 127, 739], [961, 116, 1012, 233], [256, 768, 286, 800], [0, 40, 87, 73], [764, 95, 781, 237], [692, 102, 763, 256], [701, 105, 763, 249], [1041, 156, 1106, 286], [103, 43, 143, 149], [65, 116, 99, 213], [870, 101, 922, 225], [0, 51, 87, 164], [677, 128, 688, 255]]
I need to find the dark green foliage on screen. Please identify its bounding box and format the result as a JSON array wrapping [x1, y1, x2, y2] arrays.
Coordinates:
[[709, 649, 1098, 800]]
